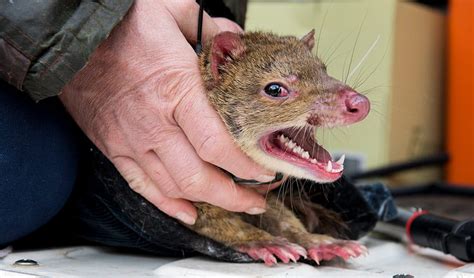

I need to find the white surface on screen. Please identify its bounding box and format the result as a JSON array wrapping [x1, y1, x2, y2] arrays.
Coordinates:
[[0, 238, 472, 278]]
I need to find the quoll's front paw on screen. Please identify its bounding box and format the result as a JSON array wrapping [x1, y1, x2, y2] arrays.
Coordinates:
[[304, 235, 367, 264], [235, 238, 307, 266]]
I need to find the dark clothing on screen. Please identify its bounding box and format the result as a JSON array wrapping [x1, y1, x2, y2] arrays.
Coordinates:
[[0, 0, 133, 101], [0, 0, 133, 246], [0, 82, 79, 246]]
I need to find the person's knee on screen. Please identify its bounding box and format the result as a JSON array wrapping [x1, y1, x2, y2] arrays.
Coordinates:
[[0, 82, 79, 245]]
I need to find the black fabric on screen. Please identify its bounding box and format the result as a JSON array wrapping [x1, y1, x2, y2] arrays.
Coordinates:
[[66, 145, 253, 262], [295, 176, 379, 240], [60, 145, 377, 262]]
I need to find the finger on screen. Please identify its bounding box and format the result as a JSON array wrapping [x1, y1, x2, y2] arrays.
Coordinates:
[[112, 155, 198, 224], [212, 17, 244, 33], [174, 88, 276, 182], [154, 127, 267, 214], [255, 176, 288, 194], [138, 151, 198, 202], [166, 1, 224, 43]]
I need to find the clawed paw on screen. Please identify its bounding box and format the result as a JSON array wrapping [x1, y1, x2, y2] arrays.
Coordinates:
[[235, 238, 307, 266], [306, 240, 367, 264], [235, 237, 367, 266]]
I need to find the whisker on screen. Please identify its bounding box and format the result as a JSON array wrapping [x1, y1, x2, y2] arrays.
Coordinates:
[[347, 35, 381, 81], [345, 10, 368, 84], [316, 3, 331, 58], [353, 34, 392, 90], [323, 32, 351, 65]]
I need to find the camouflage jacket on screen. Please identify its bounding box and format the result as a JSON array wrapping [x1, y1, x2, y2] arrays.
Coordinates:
[[0, 0, 246, 101]]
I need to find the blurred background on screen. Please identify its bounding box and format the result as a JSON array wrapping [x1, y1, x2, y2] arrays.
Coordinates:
[[245, 0, 472, 189]]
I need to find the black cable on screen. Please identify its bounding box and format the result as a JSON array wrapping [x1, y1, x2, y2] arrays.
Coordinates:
[[349, 153, 449, 180], [389, 181, 474, 197], [195, 0, 204, 54]]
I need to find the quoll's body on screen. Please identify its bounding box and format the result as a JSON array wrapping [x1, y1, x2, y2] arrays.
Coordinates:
[[182, 31, 371, 265]]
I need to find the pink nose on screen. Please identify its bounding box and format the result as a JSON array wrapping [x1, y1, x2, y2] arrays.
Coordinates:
[[342, 90, 370, 123]]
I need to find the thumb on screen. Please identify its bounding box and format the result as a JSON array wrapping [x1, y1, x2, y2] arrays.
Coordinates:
[[165, 1, 243, 44], [213, 17, 243, 33]]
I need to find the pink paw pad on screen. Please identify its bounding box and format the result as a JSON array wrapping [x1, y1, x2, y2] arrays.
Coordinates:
[[237, 241, 307, 266], [307, 240, 367, 264]]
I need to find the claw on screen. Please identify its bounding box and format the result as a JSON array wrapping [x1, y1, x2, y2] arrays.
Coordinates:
[[308, 249, 321, 265], [235, 238, 365, 266], [306, 240, 366, 264], [289, 243, 308, 259], [267, 246, 291, 263], [236, 240, 306, 265], [343, 246, 357, 258], [263, 252, 278, 266]]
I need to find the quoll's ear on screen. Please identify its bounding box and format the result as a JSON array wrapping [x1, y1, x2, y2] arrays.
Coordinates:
[[300, 29, 316, 51], [210, 31, 246, 81]]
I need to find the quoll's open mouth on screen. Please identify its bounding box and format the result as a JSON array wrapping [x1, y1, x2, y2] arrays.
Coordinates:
[[259, 127, 345, 181]]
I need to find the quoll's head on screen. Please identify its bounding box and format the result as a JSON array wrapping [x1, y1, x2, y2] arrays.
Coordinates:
[[200, 30, 370, 183]]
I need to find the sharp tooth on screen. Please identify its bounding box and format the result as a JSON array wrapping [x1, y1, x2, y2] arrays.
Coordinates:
[[302, 151, 310, 159], [325, 161, 333, 172], [294, 146, 302, 154], [279, 135, 285, 143], [332, 164, 344, 173], [288, 141, 296, 149], [311, 159, 317, 164], [336, 154, 345, 165]]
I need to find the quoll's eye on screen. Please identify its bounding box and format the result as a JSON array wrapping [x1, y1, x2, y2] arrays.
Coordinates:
[[263, 83, 289, 98]]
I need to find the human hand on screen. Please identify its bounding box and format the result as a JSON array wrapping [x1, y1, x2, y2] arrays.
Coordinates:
[[59, 0, 276, 225]]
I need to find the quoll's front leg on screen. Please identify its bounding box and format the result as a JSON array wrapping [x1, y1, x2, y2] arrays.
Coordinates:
[[243, 194, 367, 264], [187, 203, 307, 265]]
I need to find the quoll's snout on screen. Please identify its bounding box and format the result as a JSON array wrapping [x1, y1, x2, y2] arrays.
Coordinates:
[[341, 89, 370, 124], [306, 88, 370, 127]]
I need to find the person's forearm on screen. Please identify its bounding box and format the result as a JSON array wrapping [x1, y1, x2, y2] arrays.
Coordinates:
[[0, 0, 133, 101]]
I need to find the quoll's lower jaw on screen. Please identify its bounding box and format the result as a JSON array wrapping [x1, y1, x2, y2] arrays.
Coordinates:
[[259, 128, 345, 181]]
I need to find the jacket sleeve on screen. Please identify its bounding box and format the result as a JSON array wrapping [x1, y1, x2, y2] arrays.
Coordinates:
[[0, 0, 134, 101]]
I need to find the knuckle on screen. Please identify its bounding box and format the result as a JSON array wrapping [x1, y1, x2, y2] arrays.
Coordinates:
[[128, 178, 148, 194], [165, 0, 195, 17], [112, 156, 147, 194], [172, 81, 202, 122], [160, 182, 181, 198], [197, 134, 226, 164], [222, 202, 242, 212], [153, 197, 169, 211], [220, 188, 246, 211], [179, 171, 209, 196], [181, 0, 196, 11]]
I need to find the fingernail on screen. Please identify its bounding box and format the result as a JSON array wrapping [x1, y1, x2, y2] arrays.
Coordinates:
[[256, 174, 277, 183], [245, 207, 266, 215], [176, 212, 196, 225]]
